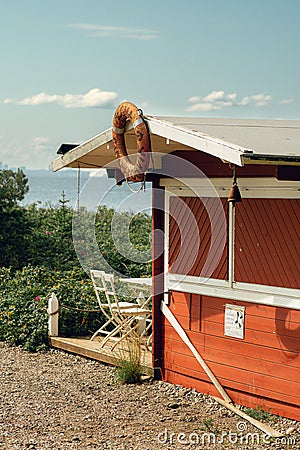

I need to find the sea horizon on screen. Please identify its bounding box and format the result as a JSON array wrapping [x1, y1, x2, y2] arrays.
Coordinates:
[[20, 168, 152, 214]]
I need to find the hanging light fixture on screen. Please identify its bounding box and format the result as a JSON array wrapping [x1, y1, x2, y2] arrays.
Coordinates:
[[228, 165, 242, 204]]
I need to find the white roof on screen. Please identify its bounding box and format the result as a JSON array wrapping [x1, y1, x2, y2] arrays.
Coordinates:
[[51, 116, 300, 172]]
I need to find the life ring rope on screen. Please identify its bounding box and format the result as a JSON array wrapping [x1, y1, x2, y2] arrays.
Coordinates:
[[112, 102, 151, 183], [126, 174, 146, 193]]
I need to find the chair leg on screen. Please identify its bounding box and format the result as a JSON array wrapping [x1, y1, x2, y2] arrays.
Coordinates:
[[146, 333, 152, 351], [110, 324, 139, 351], [90, 316, 116, 341], [110, 316, 146, 351], [100, 322, 123, 348]]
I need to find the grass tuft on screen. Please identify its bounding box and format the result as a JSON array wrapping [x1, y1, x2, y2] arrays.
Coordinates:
[[115, 338, 143, 384]]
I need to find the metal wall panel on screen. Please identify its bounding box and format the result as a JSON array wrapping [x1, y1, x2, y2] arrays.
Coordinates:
[[168, 196, 228, 279], [235, 199, 300, 289]]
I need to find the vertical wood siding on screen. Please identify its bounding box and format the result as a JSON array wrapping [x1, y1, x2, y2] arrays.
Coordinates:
[[168, 196, 228, 279], [235, 199, 300, 289]]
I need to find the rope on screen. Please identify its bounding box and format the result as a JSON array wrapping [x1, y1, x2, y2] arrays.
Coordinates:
[[59, 304, 101, 313], [126, 174, 146, 193], [48, 309, 59, 316]]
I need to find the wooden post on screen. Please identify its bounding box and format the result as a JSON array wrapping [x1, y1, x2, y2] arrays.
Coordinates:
[[48, 292, 59, 337], [152, 178, 165, 379]]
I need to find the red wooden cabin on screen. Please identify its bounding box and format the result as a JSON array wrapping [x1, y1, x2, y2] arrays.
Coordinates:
[[52, 115, 300, 420]]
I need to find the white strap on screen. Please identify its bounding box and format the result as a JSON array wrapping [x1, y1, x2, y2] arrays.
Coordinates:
[[133, 118, 143, 128], [113, 126, 125, 134]]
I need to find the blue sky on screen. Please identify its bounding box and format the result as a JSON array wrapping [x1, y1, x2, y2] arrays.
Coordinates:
[[1, 0, 299, 169]]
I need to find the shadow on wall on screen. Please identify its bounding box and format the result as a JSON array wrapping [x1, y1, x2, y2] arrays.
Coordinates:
[[275, 308, 300, 358]]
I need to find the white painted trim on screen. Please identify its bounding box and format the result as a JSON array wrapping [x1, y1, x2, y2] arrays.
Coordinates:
[[164, 192, 170, 304], [228, 202, 235, 287], [160, 177, 300, 199], [51, 128, 112, 172], [167, 273, 300, 310], [147, 117, 245, 166]]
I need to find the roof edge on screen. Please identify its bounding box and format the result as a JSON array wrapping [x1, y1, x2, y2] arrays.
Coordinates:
[[51, 127, 112, 172], [146, 116, 246, 166]]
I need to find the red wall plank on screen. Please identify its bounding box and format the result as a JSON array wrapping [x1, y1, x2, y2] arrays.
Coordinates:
[[168, 293, 300, 352], [163, 369, 300, 421], [164, 337, 300, 383], [164, 322, 300, 367], [162, 289, 300, 420], [163, 353, 300, 403], [163, 150, 277, 178]]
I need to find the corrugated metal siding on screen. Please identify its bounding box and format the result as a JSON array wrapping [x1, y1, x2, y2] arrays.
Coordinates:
[[168, 197, 228, 279], [235, 199, 300, 289], [163, 292, 300, 420]]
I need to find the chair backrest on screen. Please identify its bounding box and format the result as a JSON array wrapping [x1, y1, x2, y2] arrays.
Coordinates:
[[90, 270, 111, 316], [99, 272, 122, 314], [90, 270, 121, 315]]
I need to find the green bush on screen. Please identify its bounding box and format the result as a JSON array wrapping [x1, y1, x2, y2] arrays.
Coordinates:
[[26, 194, 79, 271], [0, 265, 100, 351], [95, 206, 152, 277], [244, 405, 273, 422]]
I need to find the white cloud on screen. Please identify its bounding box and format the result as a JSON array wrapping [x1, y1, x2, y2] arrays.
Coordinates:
[[32, 137, 50, 152], [237, 96, 250, 106], [186, 90, 273, 112], [4, 88, 118, 109], [251, 94, 272, 107], [188, 96, 201, 103], [225, 93, 238, 102], [0, 136, 54, 169], [187, 103, 216, 112], [67, 23, 160, 41], [203, 90, 225, 102], [280, 98, 293, 105]]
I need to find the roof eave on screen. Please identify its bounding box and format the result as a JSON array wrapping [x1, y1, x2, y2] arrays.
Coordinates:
[[51, 128, 113, 172], [146, 116, 245, 166]]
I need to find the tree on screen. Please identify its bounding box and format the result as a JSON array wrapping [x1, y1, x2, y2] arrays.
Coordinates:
[[0, 169, 29, 212], [0, 169, 31, 268], [26, 193, 79, 271]]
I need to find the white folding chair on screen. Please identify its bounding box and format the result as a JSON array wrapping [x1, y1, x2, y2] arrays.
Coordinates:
[[119, 280, 152, 348], [90, 270, 135, 342], [99, 272, 152, 351]]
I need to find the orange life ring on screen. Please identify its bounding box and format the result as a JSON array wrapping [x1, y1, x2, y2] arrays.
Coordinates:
[[112, 102, 151, 183]]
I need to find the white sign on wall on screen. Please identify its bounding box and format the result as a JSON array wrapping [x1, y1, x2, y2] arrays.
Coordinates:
[[224, 304, 245, 339]]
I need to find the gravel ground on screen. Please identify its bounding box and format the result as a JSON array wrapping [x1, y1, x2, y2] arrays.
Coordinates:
[[0, 343, 299, 450]]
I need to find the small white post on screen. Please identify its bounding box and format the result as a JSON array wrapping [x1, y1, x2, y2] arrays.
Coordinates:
[[48, 292, 59, 337]]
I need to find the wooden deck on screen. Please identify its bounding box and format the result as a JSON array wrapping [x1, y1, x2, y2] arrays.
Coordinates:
[[49, 336, 153, 376]]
